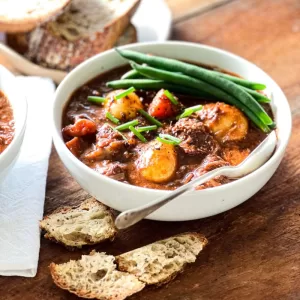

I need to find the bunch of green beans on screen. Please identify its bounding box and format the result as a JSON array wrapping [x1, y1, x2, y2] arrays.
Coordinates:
[[107, 49, 273, 132]]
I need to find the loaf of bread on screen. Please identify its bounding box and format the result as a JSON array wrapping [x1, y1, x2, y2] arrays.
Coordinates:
[[7, 0, 140, 71], [40, 198, 117, 248], [50, 251, 145, 300]]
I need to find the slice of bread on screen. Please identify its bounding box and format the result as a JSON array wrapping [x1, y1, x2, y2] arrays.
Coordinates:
[[116, 232, 208, 286], [6, 0, 140, 71], [50, 251, 145, 300], [40, 198, 117, 248], [0, 0, 71, 33]]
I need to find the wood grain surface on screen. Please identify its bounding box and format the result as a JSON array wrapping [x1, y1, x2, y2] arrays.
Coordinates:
[[1, 0, 300, 299]]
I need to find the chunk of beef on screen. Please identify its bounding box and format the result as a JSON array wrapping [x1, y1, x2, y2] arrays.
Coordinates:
[[83, 124, 135, 162], [171, 118, 220, 156], [194, 154, 231, 189], [94, 160, 127, 181]]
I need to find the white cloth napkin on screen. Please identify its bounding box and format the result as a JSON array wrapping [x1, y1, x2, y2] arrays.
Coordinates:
[[0, 77, 54, 277]]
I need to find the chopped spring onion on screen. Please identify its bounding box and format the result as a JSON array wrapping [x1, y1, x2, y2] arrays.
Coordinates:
[[114, 87, 136, 100], [106, 112, 120, 124], [87, 96, 107, 104], [164, 89, 178, 105], [176, 105, 203, 120], [115, 119, 139, 131], [106, 123, 128, 141], [138, 109, 162, 127], [136, 125, 157, 132], [129, 126, 147, 142], [156, 134, 182, 145]]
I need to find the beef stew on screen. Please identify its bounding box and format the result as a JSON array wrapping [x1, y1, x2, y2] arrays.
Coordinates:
[[62, 62, 273, 191]]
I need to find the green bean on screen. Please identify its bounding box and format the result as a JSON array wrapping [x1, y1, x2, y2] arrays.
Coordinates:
[[131, 62, 269, 132], [115, 48, 267, 90], [121, 69, 143, 79], [210, 71, 266, 90], [116, 49, 272, 126], [240, 86, 271, 103], [107, 79, 212, 98]]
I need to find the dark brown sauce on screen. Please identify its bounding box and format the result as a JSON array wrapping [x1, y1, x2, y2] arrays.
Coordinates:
[[0, 91, 14, 154], [62, 65, 272, 190]]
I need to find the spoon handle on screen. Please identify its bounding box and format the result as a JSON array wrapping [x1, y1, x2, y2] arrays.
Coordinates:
[[115, 166, 233, 229]]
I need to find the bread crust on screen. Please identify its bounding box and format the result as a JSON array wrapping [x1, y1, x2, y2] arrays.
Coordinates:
[[0, 0, 71, 33]]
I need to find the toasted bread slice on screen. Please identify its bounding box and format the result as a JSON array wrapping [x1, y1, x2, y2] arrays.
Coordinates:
[[0, 0, 71, 33], [116, 232, 208, 286], [50, 251, 145, 300], [6, 0, 140, 71], [40, 198, 117, 248]]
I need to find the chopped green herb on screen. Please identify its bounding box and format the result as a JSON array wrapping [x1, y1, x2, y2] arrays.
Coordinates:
[[164, 89, 178, 105], [129, 126, 147, 142], [87, 96, 107, 104], [115, 119, 139, 131], [176, 105, 203, 120], [115, 87, 136, 100], [159, 133, 182, 145], [138, 109, 162, 127], [106, 112, 120, 124], [136, 125, 158, 132]]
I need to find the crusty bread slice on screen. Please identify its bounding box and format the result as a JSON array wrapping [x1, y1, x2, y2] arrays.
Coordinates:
[[50, 251, 145, 300], [6, 0, 140, 71], [40, 198, 117, 248], [116, 232, 208, 286], [0, 0, 71, 33]]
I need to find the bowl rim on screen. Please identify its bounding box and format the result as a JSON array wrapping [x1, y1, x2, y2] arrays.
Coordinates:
[[53, 41, 292, 196], [0, 66, 27, 165]]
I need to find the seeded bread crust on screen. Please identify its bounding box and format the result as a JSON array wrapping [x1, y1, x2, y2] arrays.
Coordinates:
[[50, 251, 145, 300], [40, 198, 117, 249], [116, 232, 208, 286], [6, 0, 140, 71], [0, 0, 71, 33]]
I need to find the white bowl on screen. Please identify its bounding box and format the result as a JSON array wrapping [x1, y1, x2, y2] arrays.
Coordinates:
[[0, 66, 27, 180], [52, 42, 292, 221]]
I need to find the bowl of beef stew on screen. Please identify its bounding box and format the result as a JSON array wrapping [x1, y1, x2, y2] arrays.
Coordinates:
[[0, 66, 27, 180], [53, 42, 291, 221]]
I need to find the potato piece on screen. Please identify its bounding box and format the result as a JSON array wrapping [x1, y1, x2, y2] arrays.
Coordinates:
[[222, 146, 250, 166], [198, 102, 248, 143], [105, 90, 143, 121], [136, 141, 177, 183]]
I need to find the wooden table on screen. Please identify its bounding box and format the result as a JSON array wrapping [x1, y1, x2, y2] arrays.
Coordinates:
[[1, 0, 300, 299]]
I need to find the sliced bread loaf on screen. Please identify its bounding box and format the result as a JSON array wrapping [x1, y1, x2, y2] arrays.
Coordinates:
[[50, 251, 145, 300], [40, 198, 117, 248], [116, 232, 208, 286], [7, 0, 140, 71], [0, 0, 71, 33]]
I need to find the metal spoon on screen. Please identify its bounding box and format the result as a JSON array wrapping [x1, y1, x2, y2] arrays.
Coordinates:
[[115, 131, 277, 229]]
